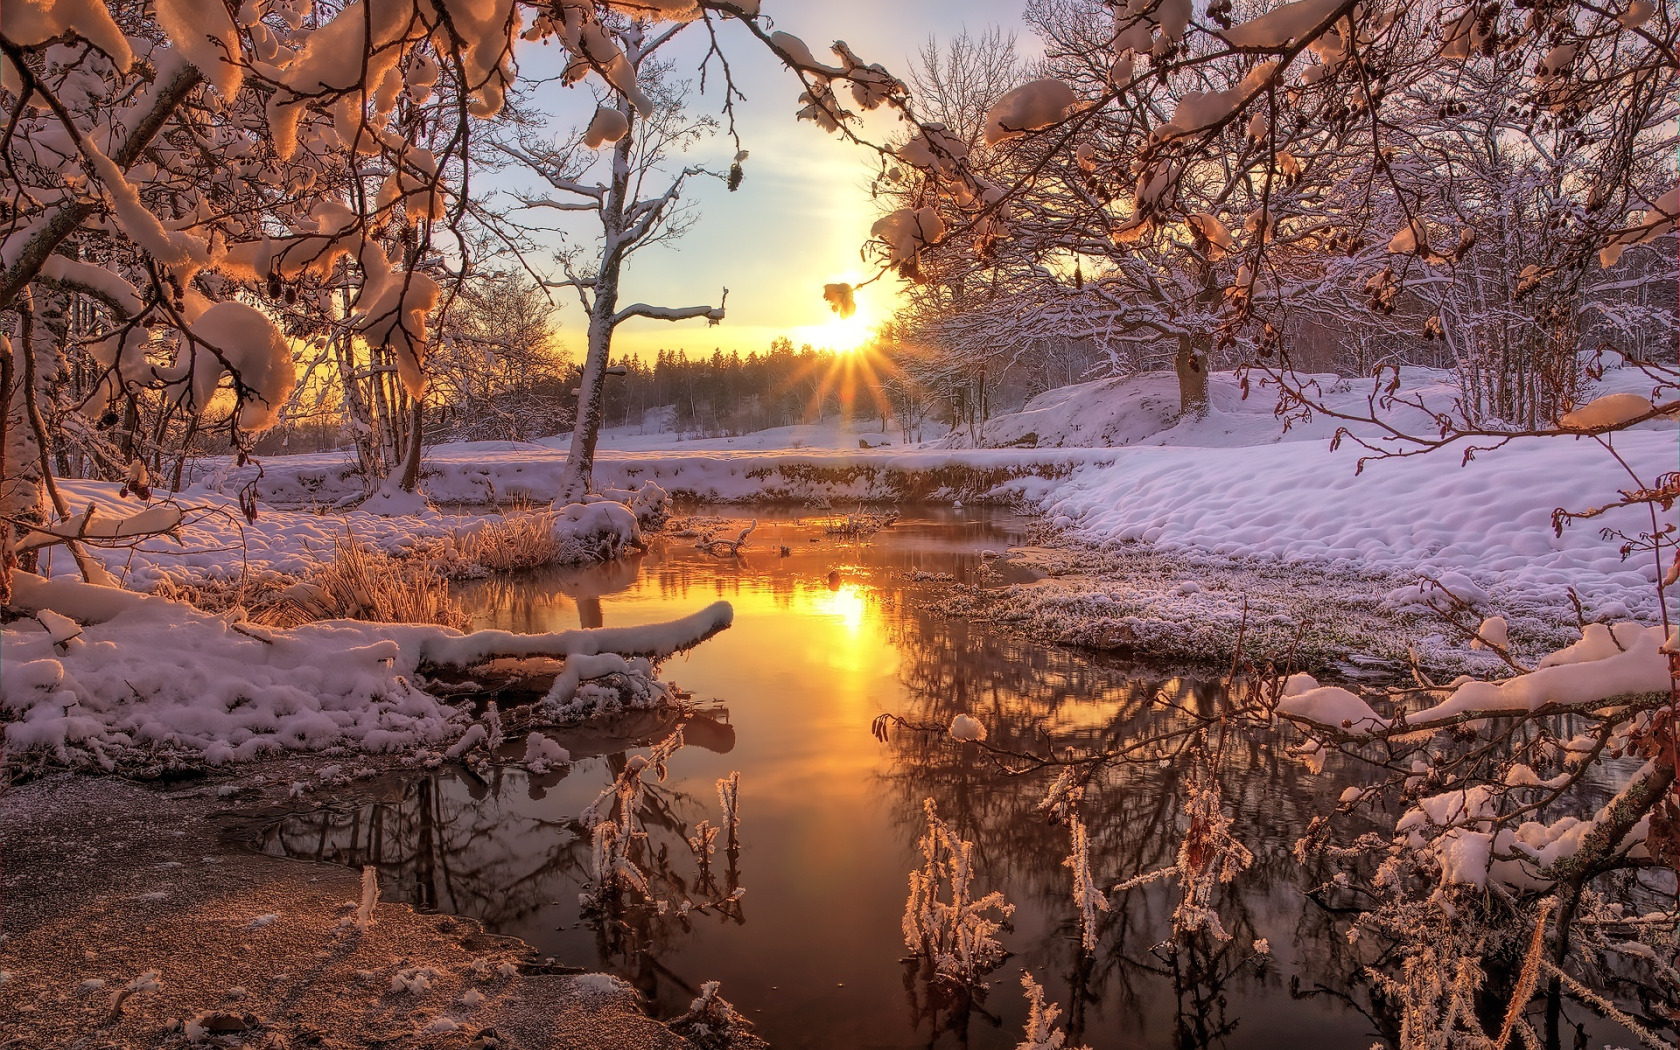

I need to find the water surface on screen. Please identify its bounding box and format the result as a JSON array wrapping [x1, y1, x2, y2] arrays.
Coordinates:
[[250, 509, 1475, 1048]]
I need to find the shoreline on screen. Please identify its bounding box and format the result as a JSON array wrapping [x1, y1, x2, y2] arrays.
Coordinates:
[[0, 763, 738, 1050]]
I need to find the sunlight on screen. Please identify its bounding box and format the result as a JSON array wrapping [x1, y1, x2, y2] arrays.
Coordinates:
[[786, 274, 877, 353], [822, 310, 873, 354], [813, 581, 868, 633]]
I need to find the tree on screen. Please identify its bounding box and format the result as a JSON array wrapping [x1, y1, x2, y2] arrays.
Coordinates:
[[428, 269, 569, 442], [490, 20, 729, 502]]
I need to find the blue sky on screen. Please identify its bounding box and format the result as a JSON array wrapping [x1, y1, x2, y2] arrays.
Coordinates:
[[501, 1, 1031, 361]]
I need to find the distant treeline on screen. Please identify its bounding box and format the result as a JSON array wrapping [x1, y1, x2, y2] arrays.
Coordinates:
[[597, 337, 878, 436]]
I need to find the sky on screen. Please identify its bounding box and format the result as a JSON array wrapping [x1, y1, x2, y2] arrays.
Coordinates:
[[501, 1, 1032, 363]]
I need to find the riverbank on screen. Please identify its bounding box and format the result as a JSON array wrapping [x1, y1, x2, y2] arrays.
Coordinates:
[[181, 366, 1674, 657], [0, 765, 758, 1050]]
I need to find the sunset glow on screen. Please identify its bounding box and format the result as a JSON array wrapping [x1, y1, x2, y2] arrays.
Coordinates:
[[784, 274, 878, 354]]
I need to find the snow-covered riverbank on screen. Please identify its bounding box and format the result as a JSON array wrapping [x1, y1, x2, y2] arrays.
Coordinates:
[[187, 365, 1677, 635], [7, 364, 1673, 772]]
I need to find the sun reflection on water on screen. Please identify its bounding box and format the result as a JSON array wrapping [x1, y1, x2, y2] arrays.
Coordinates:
[[811, 581, 867, 631]]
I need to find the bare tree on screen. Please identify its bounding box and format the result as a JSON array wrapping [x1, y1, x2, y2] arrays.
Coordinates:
[[429, 270, 569, 442], [492, 21, 730, 502]]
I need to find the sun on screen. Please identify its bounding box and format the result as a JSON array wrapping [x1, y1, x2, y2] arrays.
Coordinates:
[[787, 277, 875, 353], [820, 309, 873, 353]]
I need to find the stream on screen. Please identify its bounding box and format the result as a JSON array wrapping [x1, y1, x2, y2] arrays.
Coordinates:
[[249, 508, 1407, 1048]]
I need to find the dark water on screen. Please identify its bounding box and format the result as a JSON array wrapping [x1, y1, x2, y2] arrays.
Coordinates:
[[245, 509, 1510, 1048]]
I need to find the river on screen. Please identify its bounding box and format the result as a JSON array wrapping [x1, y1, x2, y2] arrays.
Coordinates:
[[251, 508, 1416, 1048]]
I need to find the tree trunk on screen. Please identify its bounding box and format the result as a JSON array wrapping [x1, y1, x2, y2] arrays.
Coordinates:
[[1175, 332, 1210, 419], [557, 112, 633, 505], [334, 314, 381, 493], [558, 267, 621, 503], [399, 400, 424, 492], [3, 323, 48, 575]]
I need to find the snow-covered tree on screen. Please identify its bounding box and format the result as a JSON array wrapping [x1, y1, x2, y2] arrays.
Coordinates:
[[489, 19, 730, 501], [427, 269, 569, 442]]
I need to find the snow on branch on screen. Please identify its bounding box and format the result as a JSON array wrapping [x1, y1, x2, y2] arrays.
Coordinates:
[[610, 297, 725, 326]]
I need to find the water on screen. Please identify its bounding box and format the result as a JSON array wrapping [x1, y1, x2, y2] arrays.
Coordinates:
[[245, 509, 1454, 1047]]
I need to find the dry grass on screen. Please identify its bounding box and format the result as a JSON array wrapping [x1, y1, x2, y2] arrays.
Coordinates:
[[147, 509, 561, 631], [448, 505, 563, 574], [148, 542, 463, 629], [278, 533, 467, 628], [148, 572, 296, 624]]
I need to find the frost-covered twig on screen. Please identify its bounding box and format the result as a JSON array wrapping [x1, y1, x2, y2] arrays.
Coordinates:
[[696, 519, 756, 557], [355, 866, 379, 932], [103, 970, 161, 1024], [1016, 972, 1090, 1050], [902, 798, 1014, 985]]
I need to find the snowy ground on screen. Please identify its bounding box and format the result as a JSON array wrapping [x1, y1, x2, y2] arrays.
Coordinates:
[[0, 767, 731, 1050], [9, 363, 1671, 770], [186, 363, 1676, 637], [589, 412, 908, 453], [35, 478, 473, 589], [192, 441, 1101, 509]]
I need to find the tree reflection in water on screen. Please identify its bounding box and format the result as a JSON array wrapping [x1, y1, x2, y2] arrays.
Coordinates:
[[253, 708, 745, 1012], [875, 597, 1393, 1049], [241, 510, 1655, 1049]]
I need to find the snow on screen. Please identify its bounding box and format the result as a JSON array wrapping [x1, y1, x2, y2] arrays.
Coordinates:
[[572, 973, 633, 996], [983, 78, 1078, 145], [948, 714, 988, 742], [872, 206, 945, 264], [0, 0, 133, 83], [85, 139, 210, 273], [993, 368, 1677, 625], [357, 271, 440, 399], [1470, 616, 1507, 651], [154, 0, 244, 97], [0, 570, 733, 769], [1157, 63, 1275, 139], [1619, 0, 1655, 27], [181, 302, 298, 431], [361, 481, 433, 517], [1404, 622, 1673, 726], [1396, 768, 1659, 890], [523, 732, 570, 773], [1559, 392, 1655, 431], [899, 125, 970, 174], [1220, 0, 1348, 48], [550, 500, 641, 560], [768, 32, 823, 72], [197, 441, 1106, 509], [584, 106, 629, 148], [17, 504, 185, 554], [1274, 674, 1389, 735]]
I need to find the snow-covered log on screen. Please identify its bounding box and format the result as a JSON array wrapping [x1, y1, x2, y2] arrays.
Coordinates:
[[1, 573, 732, 770]]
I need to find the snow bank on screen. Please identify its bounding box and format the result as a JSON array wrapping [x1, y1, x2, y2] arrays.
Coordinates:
[[995, 367, 1677, 623], [1040, 429, 1675, 623], [0, 574, 733, 770], [196, 445, 1101, 509], [31, 480, 468, 590], [30, 479, 661, 593]]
